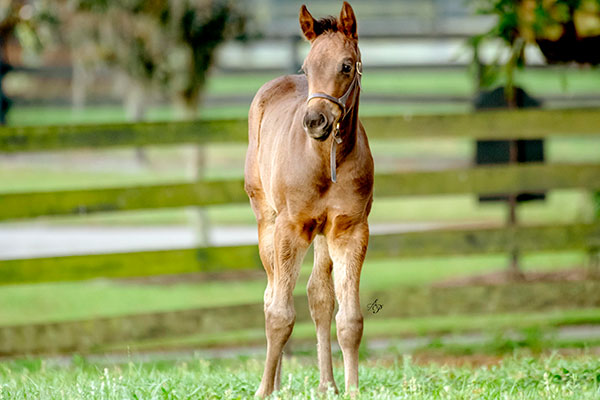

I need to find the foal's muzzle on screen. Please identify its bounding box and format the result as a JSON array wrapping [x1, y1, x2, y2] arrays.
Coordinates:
[[303, 110, 332, 141]]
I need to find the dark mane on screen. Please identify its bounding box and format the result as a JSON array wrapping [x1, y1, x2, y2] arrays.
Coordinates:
[[314, 16, 339, 36]]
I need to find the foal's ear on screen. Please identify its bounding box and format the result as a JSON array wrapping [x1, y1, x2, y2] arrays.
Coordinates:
[[339, 1, 357, 40], [299, 5, 317, 42]]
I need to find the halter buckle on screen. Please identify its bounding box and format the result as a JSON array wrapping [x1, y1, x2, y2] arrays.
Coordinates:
[[334, 122, 342, 144]]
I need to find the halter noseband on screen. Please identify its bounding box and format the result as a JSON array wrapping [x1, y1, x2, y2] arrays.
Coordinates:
[[305, 61, 363, 183]]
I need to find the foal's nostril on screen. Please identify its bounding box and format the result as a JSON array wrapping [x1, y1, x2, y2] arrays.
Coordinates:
[[303, 113, 311, 129], [316, 113, 325, 127], [303, 111, 328, 133]]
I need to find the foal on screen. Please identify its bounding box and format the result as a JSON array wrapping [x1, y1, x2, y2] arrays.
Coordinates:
[[244, 2, 373, 396]]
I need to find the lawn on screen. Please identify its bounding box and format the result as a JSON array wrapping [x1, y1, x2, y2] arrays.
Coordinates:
[[0, 353, 599, 399]]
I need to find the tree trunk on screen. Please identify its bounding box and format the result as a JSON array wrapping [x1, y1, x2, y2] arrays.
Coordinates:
[[124, 77, 150, 165], [71, 58, 89, 111]]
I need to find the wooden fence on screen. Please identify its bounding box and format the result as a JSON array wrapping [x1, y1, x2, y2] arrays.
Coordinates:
[[1, 108, 599, 355]]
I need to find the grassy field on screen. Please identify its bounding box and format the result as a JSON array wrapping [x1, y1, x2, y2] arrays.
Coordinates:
[[0, 353, 599, 399]]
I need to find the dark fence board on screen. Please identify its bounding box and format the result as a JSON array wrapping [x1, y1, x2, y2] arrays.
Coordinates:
[[363, 108, 600, 140], [368, 223, 600, 258], [0, 179, 248, 220], [0, 119, 248, 152], [0, 245, 262, 285], [374, 163, 600, 197]]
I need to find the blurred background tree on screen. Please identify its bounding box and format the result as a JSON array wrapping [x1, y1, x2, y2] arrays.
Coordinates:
[[1, 0, 245, 244], [7, 0, 244, 120], [0, 0, 27, 123]]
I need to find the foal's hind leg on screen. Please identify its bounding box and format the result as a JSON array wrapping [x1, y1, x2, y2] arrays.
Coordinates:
[[328, 220, 369, 395], [307, 235, 338, 393], [256, 216, 309, 397]]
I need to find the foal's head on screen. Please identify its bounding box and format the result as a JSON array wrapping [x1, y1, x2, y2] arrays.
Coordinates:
[[299, 2, 361, 141]]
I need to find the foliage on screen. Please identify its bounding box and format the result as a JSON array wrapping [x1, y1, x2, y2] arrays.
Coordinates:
[[0, 0, 23, 39], [473, 0, 600, 44], [469, 0, 600, 98]]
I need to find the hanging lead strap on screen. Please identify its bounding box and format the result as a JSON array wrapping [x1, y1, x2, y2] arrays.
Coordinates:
[[330, 123, 342, 183]]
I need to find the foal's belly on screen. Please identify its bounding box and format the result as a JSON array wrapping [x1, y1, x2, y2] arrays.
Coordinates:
[[277, 185, 368, 241]]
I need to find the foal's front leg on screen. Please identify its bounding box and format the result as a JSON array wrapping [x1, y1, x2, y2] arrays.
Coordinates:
[[328, 220, 369, 395], [307, 235, 338, 393], [255, 218, 309, 398]]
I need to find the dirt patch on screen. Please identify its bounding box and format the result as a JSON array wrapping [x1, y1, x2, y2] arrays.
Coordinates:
[[378, 347, 600, 368], [411, 353, 504, 367], [411, 347, 600, 368], [433, 267, 595, 288]]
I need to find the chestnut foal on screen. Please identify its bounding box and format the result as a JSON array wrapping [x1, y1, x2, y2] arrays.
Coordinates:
[[244, 2, 373, 396]]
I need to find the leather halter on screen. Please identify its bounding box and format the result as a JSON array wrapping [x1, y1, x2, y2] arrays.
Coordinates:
[[306, 61, 362, 183]]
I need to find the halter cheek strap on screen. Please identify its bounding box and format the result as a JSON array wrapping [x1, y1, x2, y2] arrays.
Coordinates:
[[306, 61, 363, 183]]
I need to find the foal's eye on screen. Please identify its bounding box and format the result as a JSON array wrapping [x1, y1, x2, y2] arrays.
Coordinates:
[[341, 63, 352, 74]]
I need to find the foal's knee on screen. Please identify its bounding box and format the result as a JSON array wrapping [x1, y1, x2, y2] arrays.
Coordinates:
[[263, 286, 274, 310], [265, 304, 296, 341], [336, 310, 363, 349]]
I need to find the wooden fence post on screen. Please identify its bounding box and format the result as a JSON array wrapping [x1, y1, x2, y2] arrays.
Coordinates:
[[0, 38, 12, 125], [507, 140, 522, 279], [590, 191, 600, 278], [193, 145, 211, 246]]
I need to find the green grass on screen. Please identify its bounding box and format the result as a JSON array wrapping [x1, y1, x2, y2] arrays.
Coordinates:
[[0, 251, 587, 326], [202, 68, 600, 97], [8, 102, 471, 125], [0, 354, 599, 399]]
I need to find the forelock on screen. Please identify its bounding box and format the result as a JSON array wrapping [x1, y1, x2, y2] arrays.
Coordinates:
[[313, 16, 339, 36]]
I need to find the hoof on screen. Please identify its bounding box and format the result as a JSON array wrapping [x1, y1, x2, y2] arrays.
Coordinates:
[[318, 382, 339, 395], [254, 387, 271, 398], [347, 387, 360, 399]]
